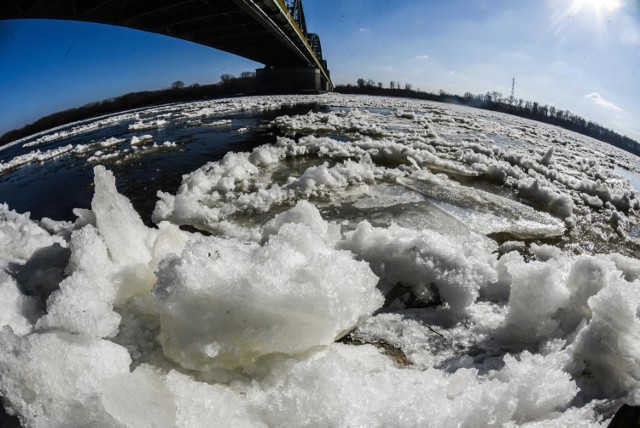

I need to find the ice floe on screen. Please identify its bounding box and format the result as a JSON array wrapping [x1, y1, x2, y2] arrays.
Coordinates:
[[1, 94, 639, 427]]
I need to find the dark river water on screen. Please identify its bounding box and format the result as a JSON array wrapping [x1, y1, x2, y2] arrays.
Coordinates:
[[0, 102, 327, 224]]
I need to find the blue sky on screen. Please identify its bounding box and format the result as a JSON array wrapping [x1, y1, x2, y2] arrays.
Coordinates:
[[1, 0, 639, 141]]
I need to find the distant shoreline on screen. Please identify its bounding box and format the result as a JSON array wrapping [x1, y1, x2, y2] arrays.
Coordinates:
[[0, 76, 258, 148], [2, 78, 638, 159], [335, 84, 640, 158]]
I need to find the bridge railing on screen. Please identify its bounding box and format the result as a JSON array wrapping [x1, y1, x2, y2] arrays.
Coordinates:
[[285, 0, 307, 35]]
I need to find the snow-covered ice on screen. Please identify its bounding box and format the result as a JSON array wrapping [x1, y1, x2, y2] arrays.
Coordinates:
[[1, 94, 640, 427]]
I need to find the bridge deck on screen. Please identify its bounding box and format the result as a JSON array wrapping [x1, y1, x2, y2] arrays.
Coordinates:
[[1, 0, 329, 81]]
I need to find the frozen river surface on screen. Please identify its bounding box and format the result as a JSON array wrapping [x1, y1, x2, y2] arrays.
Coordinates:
[[1, 94, 640, 427]]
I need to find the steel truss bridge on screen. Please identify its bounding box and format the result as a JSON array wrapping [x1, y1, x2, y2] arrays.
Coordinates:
[[0, 0, 332, 92]]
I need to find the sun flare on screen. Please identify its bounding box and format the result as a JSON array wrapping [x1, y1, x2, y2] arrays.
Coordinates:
[[570, 0, 623, 15], [553, 0, 626, 36]]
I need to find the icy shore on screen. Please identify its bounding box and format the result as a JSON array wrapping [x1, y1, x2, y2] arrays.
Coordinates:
[[1, 94, 640, 427]]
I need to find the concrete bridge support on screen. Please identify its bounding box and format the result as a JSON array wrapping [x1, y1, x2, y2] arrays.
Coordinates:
[[256, 67, 330, 93]]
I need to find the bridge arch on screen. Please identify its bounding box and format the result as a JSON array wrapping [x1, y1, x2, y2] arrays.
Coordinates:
[[1, 0, 331, 91]]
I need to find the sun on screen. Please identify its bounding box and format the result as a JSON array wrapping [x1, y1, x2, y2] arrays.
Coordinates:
[[569, 0, 623, 15], [553, 0, 626, 35]]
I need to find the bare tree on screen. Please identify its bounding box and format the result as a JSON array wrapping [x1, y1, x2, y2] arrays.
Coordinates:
[[171, 80, 185, 90], [220, 74, 235, 85]]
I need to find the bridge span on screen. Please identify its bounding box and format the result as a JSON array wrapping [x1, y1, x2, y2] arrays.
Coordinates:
[[0, 0, 332, 92]]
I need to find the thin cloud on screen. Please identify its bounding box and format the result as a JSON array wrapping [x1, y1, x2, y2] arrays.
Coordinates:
[[358, 28, 372, 33], [584, 92, 623, 112], [415, 54, 429, 59]]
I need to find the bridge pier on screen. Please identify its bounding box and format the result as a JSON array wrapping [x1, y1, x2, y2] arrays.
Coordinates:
[[256, 67, 330, 94]]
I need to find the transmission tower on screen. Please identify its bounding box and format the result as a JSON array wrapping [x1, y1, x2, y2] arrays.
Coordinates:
[[510, 77, 515, 103]]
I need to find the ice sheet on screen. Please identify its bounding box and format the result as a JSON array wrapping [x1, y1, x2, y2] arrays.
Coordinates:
[[2, 94, 639, 427]]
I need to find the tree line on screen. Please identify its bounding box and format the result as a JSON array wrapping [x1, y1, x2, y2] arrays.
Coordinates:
[[337, 79, 640, 157], [0, 72, 258, 147], [3, 74, 637, 158]]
